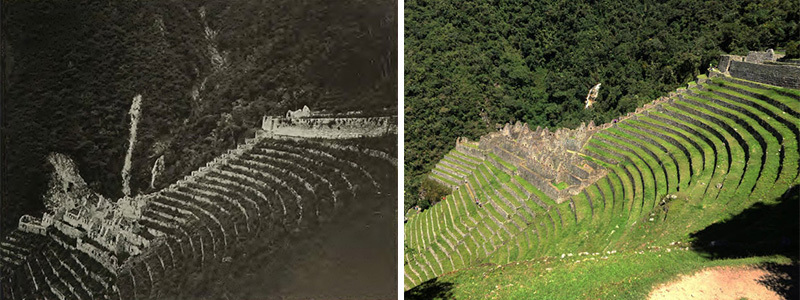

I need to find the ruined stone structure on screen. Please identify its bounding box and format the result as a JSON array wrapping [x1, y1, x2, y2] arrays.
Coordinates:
[[431, 92, 677, 203], [477, 121, 607, 202], [406, 53, 800, 290], [261, 115, 397, 139], [15, 160, 150, 275], [716, 49, 799, 89], [285, 105, 312, 119], [1, 109, 397, 299]]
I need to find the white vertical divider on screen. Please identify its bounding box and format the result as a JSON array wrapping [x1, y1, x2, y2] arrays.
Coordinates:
[[397, 0, 405, 297]]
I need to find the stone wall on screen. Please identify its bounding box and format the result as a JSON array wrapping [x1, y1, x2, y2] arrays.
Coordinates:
[[728, 60, 800, 89], [717, 55, 744, 73], [18, 216, 47, 235], [262, 116, 397, 139], [455, 138, 485, 159], [745, 49, 778, 64], [714, 50, 798, 89], [76, 238, 118, 273]]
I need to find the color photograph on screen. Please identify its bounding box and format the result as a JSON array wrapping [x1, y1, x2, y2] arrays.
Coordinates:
[[403, 1, 799, 299]]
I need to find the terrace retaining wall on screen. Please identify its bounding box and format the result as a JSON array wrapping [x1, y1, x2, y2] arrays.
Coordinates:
[[262, 116, 397, 139], [728, 61, 800, 89]]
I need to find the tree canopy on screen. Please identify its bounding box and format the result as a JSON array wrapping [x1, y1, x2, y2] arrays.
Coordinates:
[[404, 0, 799, 209], [1, 0, 396, 236]]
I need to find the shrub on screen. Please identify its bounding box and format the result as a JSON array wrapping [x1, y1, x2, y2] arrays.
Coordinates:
[[785, 41, 800, 59], [419, 177, 451, 209]]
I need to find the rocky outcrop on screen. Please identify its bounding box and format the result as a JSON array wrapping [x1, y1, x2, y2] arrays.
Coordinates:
[[150, 155, 165, 189]]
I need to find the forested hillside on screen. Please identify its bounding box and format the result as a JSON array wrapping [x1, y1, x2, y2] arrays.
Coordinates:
[[404, 0, 799, 209], [1, 0, 396, 236]]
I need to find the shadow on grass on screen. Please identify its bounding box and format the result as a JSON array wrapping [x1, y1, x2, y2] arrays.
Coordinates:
[[757, 262, 799, 299], [690, 185, 798, 298], [690, 185, 798, 260], [405, 277, 455, 300]]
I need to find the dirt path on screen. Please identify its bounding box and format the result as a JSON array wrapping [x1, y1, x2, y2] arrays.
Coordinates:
[[648, 265, 783, 300]]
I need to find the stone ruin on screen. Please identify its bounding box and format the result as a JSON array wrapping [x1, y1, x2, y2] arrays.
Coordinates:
[[459, 80, 683, 203], [18, 153, 150, 273], [285, 105, 312, 119], [14, 105, 397, 272], [476, 120, 607, 203], [262, 105, 397, 139], [715, 49, 799, 89]]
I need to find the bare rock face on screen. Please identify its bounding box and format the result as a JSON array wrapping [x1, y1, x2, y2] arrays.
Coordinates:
[[43, 152, 94, 212], [585, 83, 601, 109], [150, 155, 165, 189]]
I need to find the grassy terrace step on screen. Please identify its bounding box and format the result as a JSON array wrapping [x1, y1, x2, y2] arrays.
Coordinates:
[[430, 173, 458, 187], [673, 96, 765, 202], [580, 154, 634, 221], [592, 136, 659, 219], [437, 160, 471, 177], [684, 91, 774, 187], [406, 156, 575, 283], [433, 162, 466, 179], [586, 142, 647, 219], [713, 77, 800, 112], [701, 82, 800, 184], [431, 167, 461, 184], [689, 88, 788, 194], [615, 124, 688, 191], [633, 118, 709, 187], [487, 152, 517, 172], [451, 149, 485, 163], [514, 176, 562, 232], [660, 105, 747, 203], [477, 164, 514, 218], [601, 129, 672, 200], [485, 163, 536, 224], [446, 152, 481, 168], [646, 111, 730, 201], [405, 182, 492, 284]]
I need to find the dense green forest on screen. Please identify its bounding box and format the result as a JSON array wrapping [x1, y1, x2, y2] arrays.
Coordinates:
[[1, 0, 395, 236], [404, 0, 799, 210]]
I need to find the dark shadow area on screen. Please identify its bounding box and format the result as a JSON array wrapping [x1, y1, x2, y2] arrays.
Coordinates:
[[690, 185, 799, 260], [405, 277, 455, 300], [757, 262, 799, 300]]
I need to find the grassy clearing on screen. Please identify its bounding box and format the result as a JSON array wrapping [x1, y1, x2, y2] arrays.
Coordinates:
[[553, 182, 569, 190], [413, 250, 792, 300]]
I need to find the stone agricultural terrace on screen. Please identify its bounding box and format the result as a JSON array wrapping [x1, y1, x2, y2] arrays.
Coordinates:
[[406, 52, 800, 289], [0, 110, 396, 299]]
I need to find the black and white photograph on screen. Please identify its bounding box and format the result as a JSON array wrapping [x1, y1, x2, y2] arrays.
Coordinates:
[[0, 0, 397, 299]]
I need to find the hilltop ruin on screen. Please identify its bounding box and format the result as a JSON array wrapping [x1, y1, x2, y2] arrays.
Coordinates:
[[407, 52, 800, 289], [3, 109, 396, 299]]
